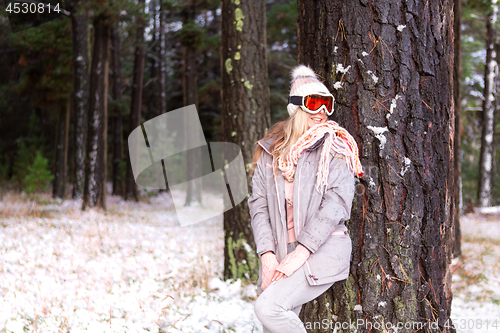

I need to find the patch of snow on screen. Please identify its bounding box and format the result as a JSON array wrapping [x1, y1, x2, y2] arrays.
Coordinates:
[[333, 82, 343, 90], [397, 25, 406, 31], [336, 63, 351, 74], [475, 206, 500, 214], [366, 70, 379, 84], [400, 157, 411, 176], [369, 177, 376, 187], [378, 301, 387, 308], [362, 51, 369, 57], [390, 94, 402, 114], [367, 125, 389, 149], [354, 304, 363, 312]]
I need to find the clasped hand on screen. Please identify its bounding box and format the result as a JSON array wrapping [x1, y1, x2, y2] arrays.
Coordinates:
[[260, 244, 311, 290]]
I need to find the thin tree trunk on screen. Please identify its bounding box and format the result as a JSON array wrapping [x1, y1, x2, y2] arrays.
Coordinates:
[[147, 0, 160, 120], [125, 0, 146, 201], [111, 26, 124, 197], [53, 100, 70, 199], [453, 0, 462, 257], [159, 1, 167, 115], [182, 2, 201, 206], [69, 0, 89, 199], [83, 14, 110, 210], [478, 0, 498, 207], [297, 0, 455, 331], [221, 0, 270, 281]]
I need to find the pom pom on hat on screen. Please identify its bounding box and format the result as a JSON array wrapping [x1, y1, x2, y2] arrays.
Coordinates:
[[287, 65, 333, 116], [291, 65, 318, 80]]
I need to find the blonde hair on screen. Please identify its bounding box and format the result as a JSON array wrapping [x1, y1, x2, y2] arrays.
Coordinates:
[[251, 109, 310, 174]]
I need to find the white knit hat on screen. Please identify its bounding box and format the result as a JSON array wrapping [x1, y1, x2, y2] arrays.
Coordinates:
[[287, 65, 334, 116]]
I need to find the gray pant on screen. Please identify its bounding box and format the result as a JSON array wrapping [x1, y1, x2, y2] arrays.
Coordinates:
[[255, 242, 334, 333]]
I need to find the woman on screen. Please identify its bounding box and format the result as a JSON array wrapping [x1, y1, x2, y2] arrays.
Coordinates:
[[248, 65, 363, 333]]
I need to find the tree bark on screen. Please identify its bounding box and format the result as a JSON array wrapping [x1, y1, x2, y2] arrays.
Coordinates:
[[83, 14, 110, 210], [69, 0, 89, 199], [147, 0, 160, 121], [478, 0, 498, 207], [221, 0, 271, 280], [182, 1, 202, 206], [111, 26, 124, 197], [125, 0, 146, 202], [53, 100, 70, 199], [297, 1, 456, 331], [159, 0, 167, 115], [453, 0, 462, 257]]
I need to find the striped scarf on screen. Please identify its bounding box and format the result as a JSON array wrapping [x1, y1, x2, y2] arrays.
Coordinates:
[[277, 120, 363, 193]]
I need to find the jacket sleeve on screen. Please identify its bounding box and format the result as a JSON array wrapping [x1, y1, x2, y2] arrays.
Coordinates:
[[248, 154, 276, 257], [297, 153, 355, 254]]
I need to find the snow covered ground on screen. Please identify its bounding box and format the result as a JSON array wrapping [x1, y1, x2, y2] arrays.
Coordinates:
[[0, 191, 260, 333], [450, 212, 500, 332], [1, 191, 499, 333]]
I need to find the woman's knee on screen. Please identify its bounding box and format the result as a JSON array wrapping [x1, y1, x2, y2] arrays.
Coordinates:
[[254, 293, 283, 323]]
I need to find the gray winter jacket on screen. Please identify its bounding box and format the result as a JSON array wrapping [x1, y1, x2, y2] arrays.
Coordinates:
[[248, 135, 354, 289]]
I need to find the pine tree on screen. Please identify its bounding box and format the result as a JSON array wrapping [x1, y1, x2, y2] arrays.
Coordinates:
[[221, 0, 271, 280], [83, 14, 111, 210], [297, 0, 456, 330], [478, 0, 499, 207]]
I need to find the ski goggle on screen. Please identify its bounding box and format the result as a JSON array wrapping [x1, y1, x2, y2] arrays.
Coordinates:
[[288, 94, 334, 116]]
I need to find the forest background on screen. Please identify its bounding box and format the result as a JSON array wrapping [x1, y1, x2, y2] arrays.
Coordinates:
[[0, 0, 498, 207]]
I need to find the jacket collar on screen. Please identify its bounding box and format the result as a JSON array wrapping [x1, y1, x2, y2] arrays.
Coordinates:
[[258, 137, 274, 155], [258, 132, 329, 155]]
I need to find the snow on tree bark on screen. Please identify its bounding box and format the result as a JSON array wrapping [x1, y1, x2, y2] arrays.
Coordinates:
[[69, 0, 89, 200], [478, 0, 498, 208], [221, 0, 270, 280], [83, 14, 110, 210], [297, 0, 456, 331]]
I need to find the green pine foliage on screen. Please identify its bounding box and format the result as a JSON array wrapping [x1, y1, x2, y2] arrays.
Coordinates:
[[23, 150, 54, 194], [0, 0, 494, 206], [267, 0, 298, 122], [8, 18, 73, 106]]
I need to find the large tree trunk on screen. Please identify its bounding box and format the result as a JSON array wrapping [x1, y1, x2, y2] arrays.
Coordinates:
[[182, 2, 202, 206], [297, 1, 456, 331], [125, 0, 146, 202], [221, 0, 270, 280], [69, 0, 89, 199], [478, 0, 498, 207], [83, 14, 110, 210], [53, 100, 70, 199], [111, 26, 124, 197], [453, 0, 462, 257]]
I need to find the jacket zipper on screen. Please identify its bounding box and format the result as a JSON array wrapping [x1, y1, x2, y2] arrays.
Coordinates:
[[272, 156, 288, 257], [300, 155, 318, 285], [296, 159, 302, 236]]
